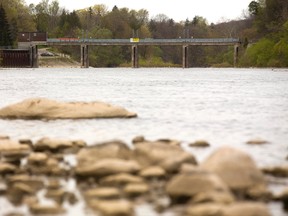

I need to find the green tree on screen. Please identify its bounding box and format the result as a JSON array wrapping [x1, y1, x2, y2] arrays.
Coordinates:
[[0, 4, 13, 47]]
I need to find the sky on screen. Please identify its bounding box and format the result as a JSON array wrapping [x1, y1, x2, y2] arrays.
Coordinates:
[[24, 0, 252, 24]]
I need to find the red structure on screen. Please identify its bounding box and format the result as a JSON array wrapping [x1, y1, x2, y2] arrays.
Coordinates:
[[0, 50, 30, 67], [18, 32, 47, 42]]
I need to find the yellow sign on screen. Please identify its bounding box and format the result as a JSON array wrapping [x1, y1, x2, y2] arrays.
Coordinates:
[[130, 38, 139, 42]]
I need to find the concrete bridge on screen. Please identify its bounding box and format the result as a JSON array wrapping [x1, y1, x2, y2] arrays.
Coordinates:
[[27, 37, 241, 68]]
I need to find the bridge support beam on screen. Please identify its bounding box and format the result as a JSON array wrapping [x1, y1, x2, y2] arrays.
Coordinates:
[[131, 45, 139, 68], [30, 45, 38, 68], [234, 45, 239, 67], [81, 45, 89, 68], [182, 45, 189, 68]]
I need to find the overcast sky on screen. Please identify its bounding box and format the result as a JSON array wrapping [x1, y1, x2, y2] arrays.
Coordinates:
[[24, 0, 252, 24]]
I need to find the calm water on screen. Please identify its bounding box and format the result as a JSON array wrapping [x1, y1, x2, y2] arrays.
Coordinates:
[[0, 67, 288, 215]]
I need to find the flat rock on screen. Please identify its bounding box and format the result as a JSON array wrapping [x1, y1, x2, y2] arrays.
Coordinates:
[[89, 199, 133, 216], [100, 173, 144, 186], [0, 98, 137, 119], [139, 166, 166, 178], [223, 202, 271, 216], [84, 187, 120, 200], [34, 137, 86, 152], [76, 158, 141, 177], [123, 183, 149, 196], [186, 202, 271, 216], [29, 204, 65, 215], [0, 162, 17, 174]]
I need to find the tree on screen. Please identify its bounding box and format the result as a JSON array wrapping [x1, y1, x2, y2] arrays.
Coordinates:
[[0, 4, 13, 47]]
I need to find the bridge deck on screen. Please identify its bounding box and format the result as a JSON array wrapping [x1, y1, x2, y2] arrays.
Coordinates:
[[43, 38, 240, 46]]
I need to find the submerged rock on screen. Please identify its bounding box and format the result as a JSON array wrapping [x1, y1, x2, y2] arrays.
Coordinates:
[[0, 98, 137, 119]]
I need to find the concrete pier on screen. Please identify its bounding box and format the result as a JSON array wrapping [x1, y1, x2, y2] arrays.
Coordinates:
[[30, 45, 38, 68], [131, 45, 139, 68], [81, 45, 89, 68], [182, 45, 189, 68]]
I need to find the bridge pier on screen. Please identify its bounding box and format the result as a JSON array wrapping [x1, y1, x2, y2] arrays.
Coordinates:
[[234, 44, 239, 67], [131, 45, 139, 68], [30, 45, 38, 68], [81, 45, 89, 68], [182, 45, 189, 68]]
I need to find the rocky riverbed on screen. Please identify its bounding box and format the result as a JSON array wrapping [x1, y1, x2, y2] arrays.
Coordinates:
[[0, 135, 287, 216]]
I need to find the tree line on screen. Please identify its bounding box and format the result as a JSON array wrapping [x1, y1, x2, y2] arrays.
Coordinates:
[[0, 0, 288, 67]]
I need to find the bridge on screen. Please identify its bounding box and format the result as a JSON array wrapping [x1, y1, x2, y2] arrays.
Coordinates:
[[19, 33, 240, 68]]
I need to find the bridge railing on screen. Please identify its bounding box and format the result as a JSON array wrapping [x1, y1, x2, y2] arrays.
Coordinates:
[[47, 38, 240, 45]]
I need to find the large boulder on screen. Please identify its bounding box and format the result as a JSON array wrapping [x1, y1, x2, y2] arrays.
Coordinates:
[[76, 141, 132, 166], [201, 147, 267, 195], [133, 140, 197, 172], [0, 98, 137, 119], [166, 170, 233, 204]]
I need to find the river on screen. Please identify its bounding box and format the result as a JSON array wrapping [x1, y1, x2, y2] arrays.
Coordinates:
[[0, 67, 288, 215]]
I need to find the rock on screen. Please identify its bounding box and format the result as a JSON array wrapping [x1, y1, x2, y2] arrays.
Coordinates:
[[191, 191, 235, 205], [201, 147, 267, 195], [189, 140, 210, 147], [139, 166, 166, 178], [274, 188, 288, 211], [18, 139, 33, 148], [179, 163, 200, 173], [100, 173, 144, 186], [223, 202, 271, 216], [8, 175, 44, 191], [132, 136, 145, 144], [26, 157, 66, 176], [0, 98, 137, 119], [155, 138, 181, 146], [166, 170, 232, 204], [261, 165, 288, 177], [246, 138, 269, 145], [89, 199, 133, 216], [186, 203, 225, 216], [0, 139, 30, 159], [46, 179, 61, 190], [7, 183, 36, 205], [45, 189, 67, 204], [27, 153, 48, 165], [29, 204, 65, 215], [123, 183, 149, 197], [34, 137, 86, 152], [76, 141, 132, 167], [84, 187, 120, 200], [186, 202, 271, 216], [0, 135, 9, 140], [133, 141, 197, 172], [0, 162, 17, 175], [76, 158, 141, 177]]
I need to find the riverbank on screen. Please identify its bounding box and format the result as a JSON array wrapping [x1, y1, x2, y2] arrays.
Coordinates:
[[38, 48, 80, 68], [0, 135, 287, 216]]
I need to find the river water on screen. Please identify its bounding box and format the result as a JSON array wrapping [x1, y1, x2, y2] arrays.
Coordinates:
[[0, 67, 288, 215]]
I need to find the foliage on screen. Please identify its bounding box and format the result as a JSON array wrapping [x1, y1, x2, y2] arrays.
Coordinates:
[[0, 5, 13, 48], [1, 0, 288, 67]]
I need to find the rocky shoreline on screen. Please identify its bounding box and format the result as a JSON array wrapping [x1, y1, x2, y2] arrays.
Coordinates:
[[0, 135, 287, 216]]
